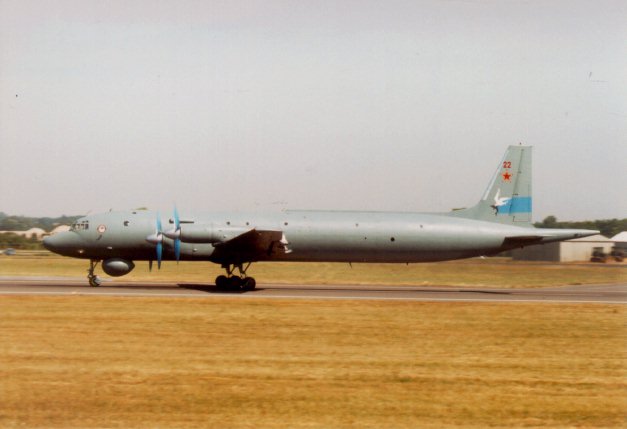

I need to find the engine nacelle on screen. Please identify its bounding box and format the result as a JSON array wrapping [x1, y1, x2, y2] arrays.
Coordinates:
[[178, 224, 248, 243], [102, 258, 135, 277]]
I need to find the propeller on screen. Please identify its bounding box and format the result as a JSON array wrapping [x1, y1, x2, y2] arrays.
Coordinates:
[[164, 206, 181, 263], [146, 213, 164, 269], [146, 208, 182, 270]]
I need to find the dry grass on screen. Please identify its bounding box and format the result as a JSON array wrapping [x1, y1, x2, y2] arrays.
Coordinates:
[[0, 296, 625, 428], [1, 254, 626, 287]]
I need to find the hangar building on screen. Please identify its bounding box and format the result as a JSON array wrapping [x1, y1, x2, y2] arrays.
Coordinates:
[[611, 232, 627, 251]]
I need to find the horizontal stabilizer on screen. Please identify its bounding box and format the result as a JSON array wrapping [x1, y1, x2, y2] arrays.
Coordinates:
[[532, 228, 600, 243], [503, 228, 599, 249]]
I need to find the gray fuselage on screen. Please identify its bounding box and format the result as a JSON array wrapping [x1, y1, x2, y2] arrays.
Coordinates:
[[44, 209, 573, 264]]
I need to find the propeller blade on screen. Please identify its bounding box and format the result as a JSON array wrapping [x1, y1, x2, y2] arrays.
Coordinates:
[[173, 206, 180, 229], [156, 242, 162, 269], [172, 206, 181, 262], [156, 213, 163, 269], [174, 239, 180, 263]]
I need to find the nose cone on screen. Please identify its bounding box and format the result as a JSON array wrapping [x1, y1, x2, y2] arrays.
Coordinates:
[[43, 232, 84, 256]]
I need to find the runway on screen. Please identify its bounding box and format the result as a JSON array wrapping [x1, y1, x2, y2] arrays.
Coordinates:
[[0, 277, 625, 304]]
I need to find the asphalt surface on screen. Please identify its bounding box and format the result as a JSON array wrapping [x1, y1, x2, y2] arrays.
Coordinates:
[[0, 277, 625, 304]]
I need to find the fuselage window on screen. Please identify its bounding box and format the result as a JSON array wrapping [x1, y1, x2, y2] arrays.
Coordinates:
[[71, 221, 90, 231]]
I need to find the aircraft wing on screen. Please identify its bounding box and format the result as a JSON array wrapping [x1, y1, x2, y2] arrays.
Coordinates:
[[210, 228, 289, 264]]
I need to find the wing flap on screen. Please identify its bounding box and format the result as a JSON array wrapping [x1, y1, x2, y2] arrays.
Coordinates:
[[211, 228, 288, 263]]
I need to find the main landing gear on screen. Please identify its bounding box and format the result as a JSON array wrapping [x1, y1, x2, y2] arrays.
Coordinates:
[[215, 262, 256, 291], [88, 259, 102, 287]]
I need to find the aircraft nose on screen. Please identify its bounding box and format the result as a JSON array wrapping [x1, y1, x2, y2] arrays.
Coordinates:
[[43, 232, 84, 256]]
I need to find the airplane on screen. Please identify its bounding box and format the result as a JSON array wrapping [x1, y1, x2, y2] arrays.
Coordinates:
[[43, 145, 598, 289]]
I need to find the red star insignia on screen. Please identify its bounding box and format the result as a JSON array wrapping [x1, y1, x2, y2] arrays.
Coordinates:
[[502, 171, 512, 181]]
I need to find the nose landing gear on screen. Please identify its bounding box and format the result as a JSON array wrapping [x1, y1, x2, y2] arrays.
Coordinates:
[[215, 262, 256, 291], [87, 259, 102, 287]]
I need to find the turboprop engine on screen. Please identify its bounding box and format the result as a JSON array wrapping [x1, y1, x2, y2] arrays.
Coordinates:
[[165, 224, 248, 244], [146, 208, 255, 270], [102, 258, 135, 277]]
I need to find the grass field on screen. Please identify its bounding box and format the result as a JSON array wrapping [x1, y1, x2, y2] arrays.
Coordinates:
[[1, 254, 625, 287], [1, 254, 625, 427], [1, 296, 625, 428]]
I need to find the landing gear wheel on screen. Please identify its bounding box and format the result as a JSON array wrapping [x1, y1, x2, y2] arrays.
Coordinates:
[[215, 275, 228, 289], [88, 275, 101, 287], [218, 263, 256, 292], [242, 277, 256, 291], [229, 276, 243, 290]]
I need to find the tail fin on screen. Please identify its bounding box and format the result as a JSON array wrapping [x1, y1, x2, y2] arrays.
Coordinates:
[[450, 145, 532, 225]]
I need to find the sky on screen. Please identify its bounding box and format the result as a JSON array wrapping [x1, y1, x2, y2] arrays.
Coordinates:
[[1, 0, 625, 221]]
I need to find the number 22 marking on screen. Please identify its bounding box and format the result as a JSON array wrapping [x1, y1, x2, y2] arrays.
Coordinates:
[[503, 161, 512, 169]]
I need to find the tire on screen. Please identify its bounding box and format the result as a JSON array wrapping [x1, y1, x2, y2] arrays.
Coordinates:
[[243, 277, 256, 291], [229, 276, 242, 290]]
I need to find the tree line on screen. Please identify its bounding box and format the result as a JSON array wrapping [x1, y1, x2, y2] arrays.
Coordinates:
[[0, 213, 82, 250], [0, 233, 43, 250], [0, 212, 81, 232]]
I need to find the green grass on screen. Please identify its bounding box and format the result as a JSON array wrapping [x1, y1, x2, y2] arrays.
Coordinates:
[[1, 253, 625, 288]]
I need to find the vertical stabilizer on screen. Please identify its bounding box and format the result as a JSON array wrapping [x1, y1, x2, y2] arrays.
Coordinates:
[[450, 145, 532, 225]]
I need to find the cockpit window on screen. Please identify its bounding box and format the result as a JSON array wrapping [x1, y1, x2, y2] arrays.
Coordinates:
[[70, 221, 90, 231]]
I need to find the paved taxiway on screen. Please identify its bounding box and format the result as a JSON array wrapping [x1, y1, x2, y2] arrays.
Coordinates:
[[0, 278, 625, 304]]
